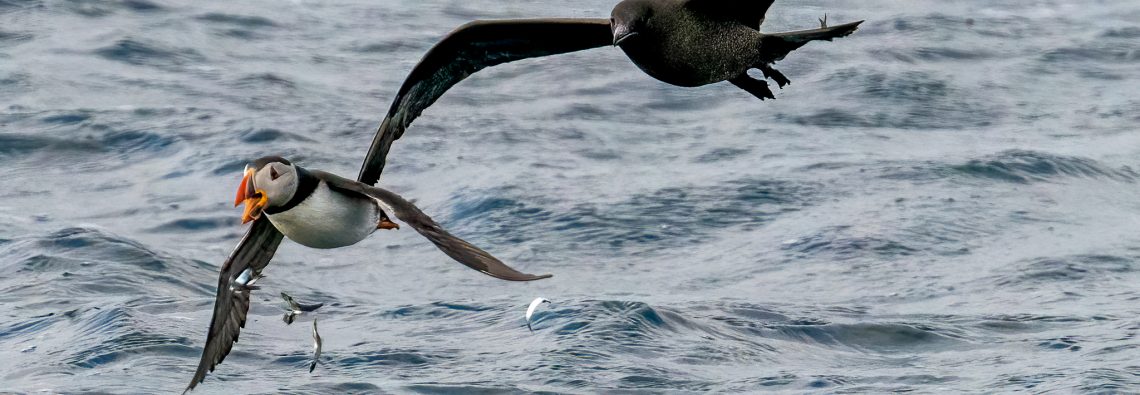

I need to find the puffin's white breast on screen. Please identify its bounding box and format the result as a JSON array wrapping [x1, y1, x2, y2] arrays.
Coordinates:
[[267, 182, 380, 249]]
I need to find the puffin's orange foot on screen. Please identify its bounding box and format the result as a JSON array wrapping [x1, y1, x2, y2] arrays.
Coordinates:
[[378, 219, 400, 230]]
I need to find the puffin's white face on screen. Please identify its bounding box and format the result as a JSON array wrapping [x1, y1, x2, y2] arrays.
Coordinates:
[[235, 158, 299, 224]]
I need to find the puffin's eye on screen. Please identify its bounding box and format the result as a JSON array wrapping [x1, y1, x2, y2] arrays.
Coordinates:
[[270, 167, 280, 180]]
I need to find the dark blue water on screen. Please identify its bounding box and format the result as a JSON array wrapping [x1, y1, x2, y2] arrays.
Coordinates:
[[3, 0, 1139, 393]]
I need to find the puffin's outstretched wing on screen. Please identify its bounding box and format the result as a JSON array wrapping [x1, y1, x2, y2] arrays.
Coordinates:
[[185, 217, 284, 394], [357, 18, 612, 185], [317, 170, 551, 281]]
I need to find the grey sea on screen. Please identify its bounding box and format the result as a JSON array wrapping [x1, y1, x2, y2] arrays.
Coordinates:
[[2, 0, 1139, 393]]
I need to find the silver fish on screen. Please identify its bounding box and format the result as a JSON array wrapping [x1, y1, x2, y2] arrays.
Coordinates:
[[281, 292, 324, 325], [525, 297, 551, 332], [309, 318, 322, 373]]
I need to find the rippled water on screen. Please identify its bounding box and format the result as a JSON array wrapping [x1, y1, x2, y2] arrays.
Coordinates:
[[3, 0, 1140, 393]]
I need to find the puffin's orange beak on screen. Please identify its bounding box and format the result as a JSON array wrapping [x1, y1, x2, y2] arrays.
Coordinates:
[[235, 167, 268, 224]]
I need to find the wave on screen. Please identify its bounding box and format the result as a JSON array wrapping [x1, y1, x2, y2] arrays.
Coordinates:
[[993, 254, 1136, 287], [0, 227, 210, 299], [195, 12, 278, 28], [791, 69, 1000, 130], [58, 0, 163, 17], [877, 150, 1138, 185], [446, 178, 819, 254], [0, 29, 32, 45], [782, 226, 919, 261], [195, 12, 279, 40], [952, 150, 1137, 183], [93, 38, 205, 68]]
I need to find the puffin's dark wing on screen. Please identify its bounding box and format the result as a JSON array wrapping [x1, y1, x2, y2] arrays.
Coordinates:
[[316, 171, 551, 281], [683, 0, 775, 29], [758, 20, 863, 63], [185, 218, 284, 393], [357, 18, 612, 186]]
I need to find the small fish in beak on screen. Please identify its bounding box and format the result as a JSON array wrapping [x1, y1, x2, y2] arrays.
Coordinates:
[[235, 166, 269, 224]]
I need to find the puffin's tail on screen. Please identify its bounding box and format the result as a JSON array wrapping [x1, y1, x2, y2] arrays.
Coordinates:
[[758, 20, 863, 64]]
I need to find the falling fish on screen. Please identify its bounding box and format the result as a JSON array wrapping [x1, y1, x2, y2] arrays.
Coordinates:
[[525, 297, 550, 331], [231, 268, 263, 292], [281, 292, 324, 325], [310, 318, 322, 373]]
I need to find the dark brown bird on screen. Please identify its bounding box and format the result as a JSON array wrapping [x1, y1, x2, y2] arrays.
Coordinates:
[[358, 0, 861, 184], [610, 0, 862, 100]]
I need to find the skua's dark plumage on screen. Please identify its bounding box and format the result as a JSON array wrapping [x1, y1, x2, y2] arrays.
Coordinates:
[[360, 0, 860, 183]]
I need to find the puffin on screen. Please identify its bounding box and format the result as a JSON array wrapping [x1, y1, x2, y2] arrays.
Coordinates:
[[185, 157, 550, 392], [232, 155, 530, 270]]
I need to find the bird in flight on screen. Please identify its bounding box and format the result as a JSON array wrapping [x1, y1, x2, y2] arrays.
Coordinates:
[[184, 155, 551, 392], [358, 0, 862, 184]]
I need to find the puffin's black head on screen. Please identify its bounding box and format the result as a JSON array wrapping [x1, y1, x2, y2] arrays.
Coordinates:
[[235, 156, 300, 223], [611, 0, 654, 46], [250, 155, 291, 170]]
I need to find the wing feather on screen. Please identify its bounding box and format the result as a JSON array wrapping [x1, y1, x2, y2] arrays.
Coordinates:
[[357, 18, 612, 185], [184, 218, 284, 394], [759, 20, 863, 63], [318, 170, 550, 281]]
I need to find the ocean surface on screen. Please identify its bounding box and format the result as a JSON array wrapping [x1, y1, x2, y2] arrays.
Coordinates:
[[2, 0, 1139, 393]]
